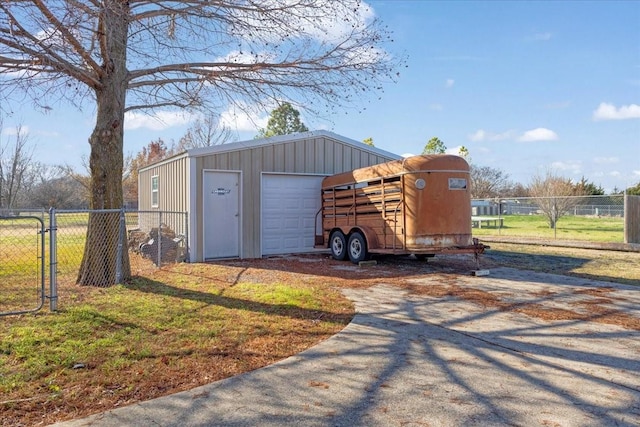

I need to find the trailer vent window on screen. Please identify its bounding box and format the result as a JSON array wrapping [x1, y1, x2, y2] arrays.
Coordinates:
[[448, 178, 467, 190]]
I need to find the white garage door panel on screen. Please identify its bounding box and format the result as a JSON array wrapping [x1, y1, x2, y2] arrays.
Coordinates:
[[262, 174, 324, 255]]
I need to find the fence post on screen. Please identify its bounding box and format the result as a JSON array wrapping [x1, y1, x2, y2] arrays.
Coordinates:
[[115, 208, 125, 283], [48, 208, 58, 312], [624, 195, 640, 244], [157, 211, 163, 267]]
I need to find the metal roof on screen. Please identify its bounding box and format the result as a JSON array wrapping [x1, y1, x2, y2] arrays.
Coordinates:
[[139, 130, 400, 172]]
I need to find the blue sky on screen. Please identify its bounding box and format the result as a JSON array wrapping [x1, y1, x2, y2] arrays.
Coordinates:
[[2, 0, 639, 193]]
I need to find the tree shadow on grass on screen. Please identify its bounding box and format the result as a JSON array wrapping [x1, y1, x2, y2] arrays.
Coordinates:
[[122, 278, 352, 325]]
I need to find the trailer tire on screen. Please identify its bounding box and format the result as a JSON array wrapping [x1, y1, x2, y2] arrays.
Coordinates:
[[329, 231, 347, 261], [348, 232, 368, 264]]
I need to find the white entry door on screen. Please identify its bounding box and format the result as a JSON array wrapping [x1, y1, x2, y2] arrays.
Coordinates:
[[203, 171, 240, 259], [262, 174, 324, 255]]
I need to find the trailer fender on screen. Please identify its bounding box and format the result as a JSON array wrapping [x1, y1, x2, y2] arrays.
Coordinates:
[[348, 226, 380, 250]]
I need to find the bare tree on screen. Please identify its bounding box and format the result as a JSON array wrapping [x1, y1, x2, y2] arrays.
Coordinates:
[[529, 170, 583, 229], [504, 182, 529, 198], [61, 156, 91, 199], [470, 165, 511, 199], [0, 122, 36, 211], [28, 165, 88, 209], [0, 1, 402, 286], [177, 114, 235, 150]]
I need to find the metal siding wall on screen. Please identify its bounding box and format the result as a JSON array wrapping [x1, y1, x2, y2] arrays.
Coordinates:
[[136, 157, 188, 236], [352, 149, 362, 169], [194, 157, 204, 261], [274, 144, 285, 170], [284, 141, 296, 171], [138, 157, 187, 213], [315, 138, 325, 172], [343, 146, 353, 171], [167, 158, 188, 212], [263, 144, 275, 171], [292, 142, 302, 173], [304, 139, 315, 172], [325, 140, 336, 175], [248, 149, 262, 257], [138, 170, 151, 210], [162, 164, 171, 210]]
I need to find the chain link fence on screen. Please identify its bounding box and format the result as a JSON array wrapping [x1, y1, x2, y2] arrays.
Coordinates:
[[1, 209, 188, 315], [471, 195, 628, 242], [0, 215, 46, 315]]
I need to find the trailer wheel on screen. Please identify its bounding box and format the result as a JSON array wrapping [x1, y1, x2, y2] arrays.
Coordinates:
[[347, 232, 367, 263], [329, 231, 347, 261]]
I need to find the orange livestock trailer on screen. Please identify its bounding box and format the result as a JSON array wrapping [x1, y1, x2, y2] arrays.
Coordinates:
[[315, 154, 486, 263]]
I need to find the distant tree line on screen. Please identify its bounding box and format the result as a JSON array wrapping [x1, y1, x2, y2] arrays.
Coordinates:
[[1, 115, 638, 212]]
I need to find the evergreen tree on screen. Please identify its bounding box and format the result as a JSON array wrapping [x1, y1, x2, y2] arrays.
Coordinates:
[[422, 137, 446, 154], [257, 103, 309, 138]]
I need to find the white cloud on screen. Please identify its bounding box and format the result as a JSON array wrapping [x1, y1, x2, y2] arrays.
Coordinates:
[[470, 128, 558, 142], [592, 103, 640, 121], [124, 111, 196, 131], [593, 156, 619, 164], [609, 171, 621, 177], [518, 128, 558, 142], [445, 145, 463, 155], [445, 79, 454, 88], [551, 160, 582, 174], [468, 129, 516, 142], [234, 1, 375, 44], [215, 50, 276, 64], [468, 130, 486, 142], [633, 170, 640, 177], [219, 105, 268, 132], [1, 125, 30, 136], [429, 104, 443, 111]]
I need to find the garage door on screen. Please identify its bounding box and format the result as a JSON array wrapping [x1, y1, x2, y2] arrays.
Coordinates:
[[262, 174, 324, 255]]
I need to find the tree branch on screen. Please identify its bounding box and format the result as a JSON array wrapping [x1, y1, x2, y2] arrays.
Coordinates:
[[31, 0, 103, 75]]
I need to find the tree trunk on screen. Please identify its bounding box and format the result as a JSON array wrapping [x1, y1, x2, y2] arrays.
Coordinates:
[[77, 1, 131, 286]]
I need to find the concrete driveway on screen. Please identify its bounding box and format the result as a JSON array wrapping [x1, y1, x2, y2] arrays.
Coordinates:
[[52, 267, 640, 427]]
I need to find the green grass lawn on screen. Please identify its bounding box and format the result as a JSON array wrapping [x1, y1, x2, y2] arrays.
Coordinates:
[[472, 214, 625, 243], [0, 260, 354, 426]]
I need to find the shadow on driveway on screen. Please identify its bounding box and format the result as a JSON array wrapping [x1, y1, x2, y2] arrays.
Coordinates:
[[54, 267, 640, 427]]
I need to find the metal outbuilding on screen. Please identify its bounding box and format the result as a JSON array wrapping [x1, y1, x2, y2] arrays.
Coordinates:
[[137, 130, 400, 262]]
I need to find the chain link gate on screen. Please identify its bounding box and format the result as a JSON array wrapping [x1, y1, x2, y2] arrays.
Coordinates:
[[0, 215, 48, 316], [1, 208, 188, 316]]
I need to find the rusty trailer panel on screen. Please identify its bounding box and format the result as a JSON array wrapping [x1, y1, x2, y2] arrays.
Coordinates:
[[317, 154, 486, 262]]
